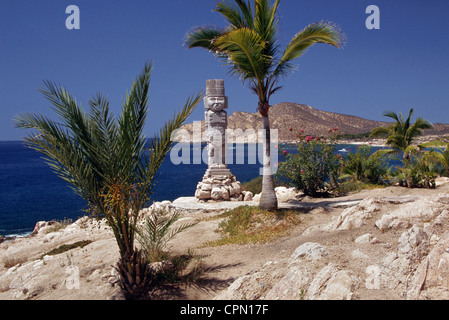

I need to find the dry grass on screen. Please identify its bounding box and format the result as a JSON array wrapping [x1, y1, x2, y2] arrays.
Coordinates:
[[205, 205, 302, 246], [3, 255, 28, 269]]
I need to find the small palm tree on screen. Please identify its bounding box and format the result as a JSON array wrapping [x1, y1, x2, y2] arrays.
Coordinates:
[[14, 62, 201, 299], [370, 108, 433, 160], [419, 139, 449, 176], [136, 208, 197, 263], [185, 0, 344, 210]]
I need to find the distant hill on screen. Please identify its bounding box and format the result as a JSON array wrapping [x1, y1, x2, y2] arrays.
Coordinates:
[[179, 102, 449, 143]]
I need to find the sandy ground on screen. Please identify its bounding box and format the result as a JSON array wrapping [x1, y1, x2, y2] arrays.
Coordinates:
[[1, 180, 448, 300]]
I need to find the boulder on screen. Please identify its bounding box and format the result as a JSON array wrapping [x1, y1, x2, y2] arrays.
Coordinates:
[[220, 187, 230, 200], [200, 183, 212, 191], [195, 189, 211, 200], [243, 191, 254, 201], [231, 182, 241, 195], [375, 194, 449, 231], [324, 198, 383, 231], [264, 266, 312, 300], [211, 187, 222, 200], [397, 225, 429, 258], [305, 263, 360, 300], [275, 187, 299, 202], [289, 242, 330, 262], [407, 231, 449, 299]]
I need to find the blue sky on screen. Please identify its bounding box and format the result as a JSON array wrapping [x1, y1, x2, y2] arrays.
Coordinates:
[[1, 0, 448, 141]]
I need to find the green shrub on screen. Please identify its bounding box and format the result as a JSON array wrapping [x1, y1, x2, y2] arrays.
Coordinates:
[[277, 131, 341, 196], [340, 145, 390, 184], [391, 149, 441, 188], [241, 176, 263, 195]]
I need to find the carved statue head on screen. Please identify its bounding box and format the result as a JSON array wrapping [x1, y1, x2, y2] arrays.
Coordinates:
[[204, 79, 228, 111]]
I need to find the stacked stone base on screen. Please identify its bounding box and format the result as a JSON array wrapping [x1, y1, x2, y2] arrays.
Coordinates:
[[195, 172, 244, 202]]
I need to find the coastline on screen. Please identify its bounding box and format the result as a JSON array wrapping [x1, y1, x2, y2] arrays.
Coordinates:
[[2, 134, 446, 238], [1, 180, 449, 300]]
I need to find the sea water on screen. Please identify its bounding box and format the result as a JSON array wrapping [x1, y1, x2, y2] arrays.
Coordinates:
[[0, 141, 263, 236], [0, 141, 386, 236]]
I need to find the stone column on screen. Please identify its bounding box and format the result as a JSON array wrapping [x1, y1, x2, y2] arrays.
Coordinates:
[[195, 80, 243, 202]]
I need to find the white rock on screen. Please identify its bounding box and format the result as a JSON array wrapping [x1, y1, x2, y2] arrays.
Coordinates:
[[243, 191, 254, 201], [375, 194, 449, 231], [196, 189, 211, 200], [407, 231, 449, 299], [354, 233, 374, 244], [397, 225, 429, 256], [220, 187, 230, 200], [351, 249, 370, 260], [211, 187, 222, 200], [201, 183, 212, 191], [289, 242, 330, 262], [264, 266, 312, 300], [305, 263, 360, 300], [275, 187, 299, 202], [324, 198, 383, 231]]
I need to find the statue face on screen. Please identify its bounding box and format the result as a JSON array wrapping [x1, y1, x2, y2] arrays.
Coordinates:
[[205, 96, 227, 111]]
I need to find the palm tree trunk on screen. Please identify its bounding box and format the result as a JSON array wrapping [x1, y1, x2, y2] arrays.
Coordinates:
[[259, 115, 278, 211]]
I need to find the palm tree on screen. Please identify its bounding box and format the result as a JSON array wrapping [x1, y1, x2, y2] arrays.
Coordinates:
[[14, 62, 201, 299], [419, 139, 449, 176], [185, 0, 344, 210], [370, 108, 433, 160]]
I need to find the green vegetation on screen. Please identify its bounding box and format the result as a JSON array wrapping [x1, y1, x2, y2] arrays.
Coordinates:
[[242, 176, 263, 195], [207, 205, 301, 246], [186, 0, 344, 210], [241, 175, 285, 195], [390, 148, 442, 188], [136, 209, 197, 263], [340, 145, 391, 184], [336, 132, 371, 140], [277, 130, 341, 196], [420, 139, 449, 177], [276, 106, 442, 196], [14, 62, 201, 300], [370, 108, 433, 159], [42, 240, 92, 258]]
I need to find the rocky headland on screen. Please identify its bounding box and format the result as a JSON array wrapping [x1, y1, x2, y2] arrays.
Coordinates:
[[1, 178, 449, 300], [178, 102, 449, 144]]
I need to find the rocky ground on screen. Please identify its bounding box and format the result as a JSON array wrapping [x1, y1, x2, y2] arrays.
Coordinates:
[[1, 178, 449, 300]]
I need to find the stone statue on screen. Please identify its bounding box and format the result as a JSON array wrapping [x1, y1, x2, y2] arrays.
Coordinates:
[[204, 79, 228, 171], [195, 79, 245, 202]]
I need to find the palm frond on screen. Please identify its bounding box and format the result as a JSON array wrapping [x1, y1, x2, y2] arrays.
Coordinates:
[[214, 27, 267, 83], [275, 21, 343, 77], [143, 92, 202, 196], [215, 1, 248, 29], [370, 126, 390, 138], [39, 81, 92, 150], [137, 209, 198, 262], [184, 26, 224, 50], [254, 0, 279, 46], [88, 93, 118, 178], [235, 0, 254, 29], [419, 140, 448, 150], [383, 110, 403, 128]]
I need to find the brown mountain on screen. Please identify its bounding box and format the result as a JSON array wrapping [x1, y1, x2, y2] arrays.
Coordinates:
[[180, 102, 449, 142]]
